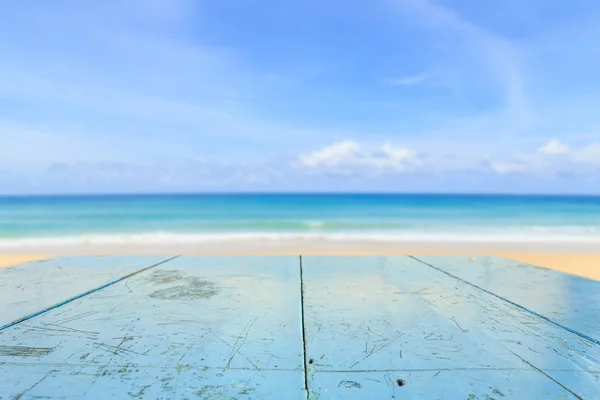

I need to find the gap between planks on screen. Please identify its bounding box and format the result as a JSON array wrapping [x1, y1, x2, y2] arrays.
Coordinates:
[[0, 256, 180, 332], [408, 255, 600, 346], [299, 255, 311, 400]]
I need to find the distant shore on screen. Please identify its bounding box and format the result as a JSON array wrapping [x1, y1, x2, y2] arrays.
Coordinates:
[[2, 238, 599, 281]]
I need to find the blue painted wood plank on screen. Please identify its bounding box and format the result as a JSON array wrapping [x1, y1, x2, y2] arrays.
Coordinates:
[[0, 364, 301, 399], [301, 256, 600, 399], [3, 255, 599, 398], [413, 255, 600, 341], [0, 256, 305, 399], [307, 370, 587, 399], [0, 256, 172, 329], [549, 371, 600, 399]]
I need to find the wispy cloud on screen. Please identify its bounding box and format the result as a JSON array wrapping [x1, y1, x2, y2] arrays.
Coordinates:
[[488, 160, 530, 175], [389, 0, 532, 127], [128, 0, 198, 22], [575, 143, 600, 166], [385, 74, 427, 86], [489, 140, 600, 176]]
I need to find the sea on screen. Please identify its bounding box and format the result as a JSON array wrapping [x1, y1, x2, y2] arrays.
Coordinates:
[[1, 194, 600, 247]]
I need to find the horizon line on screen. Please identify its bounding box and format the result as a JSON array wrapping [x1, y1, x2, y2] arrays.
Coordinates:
[[2, 192, 600, 198]]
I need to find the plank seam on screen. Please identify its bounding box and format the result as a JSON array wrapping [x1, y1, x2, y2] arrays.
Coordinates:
[[408, 255, 600, 346], [0, 256, 180, 331], [1, 362, 596, 374], [311, 368, 600, 373], [504, 349, 584, 400], [299, 255, 310, 400]]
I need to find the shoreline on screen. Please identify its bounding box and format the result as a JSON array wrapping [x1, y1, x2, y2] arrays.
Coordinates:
[[1, 237, 600, 254], [1, 239, 599, 280]]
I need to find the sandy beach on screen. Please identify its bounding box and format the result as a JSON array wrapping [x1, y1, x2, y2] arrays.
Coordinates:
[[1, 241, 599, 280], [0, 254, 50, 268]]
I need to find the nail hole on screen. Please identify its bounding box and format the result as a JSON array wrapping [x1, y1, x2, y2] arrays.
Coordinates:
[[308, 359, 314, 364], [396, 379, 406, 387]]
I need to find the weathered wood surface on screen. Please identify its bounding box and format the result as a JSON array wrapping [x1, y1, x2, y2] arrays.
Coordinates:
[[0, 256, 305, 399], [0, 256, 172, 329], [1, 255, 599, 399], [308, 370, 582, 399], [414, 255, 600, 342], [301, 256, 599, 399]]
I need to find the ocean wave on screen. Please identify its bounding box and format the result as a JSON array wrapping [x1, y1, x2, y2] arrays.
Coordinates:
[[304, 220, 325, 229], [2, 230, 600, 249]]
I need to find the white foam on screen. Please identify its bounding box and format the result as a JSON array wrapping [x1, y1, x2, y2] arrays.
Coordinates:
[[2, 230, 600, 250], [304, 220, 325, 229]]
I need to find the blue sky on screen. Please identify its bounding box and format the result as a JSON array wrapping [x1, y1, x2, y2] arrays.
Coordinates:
[[1, 0, 599, 194]]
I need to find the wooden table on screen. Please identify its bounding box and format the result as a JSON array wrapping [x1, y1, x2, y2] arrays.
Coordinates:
[[1, 256, 598, 399]]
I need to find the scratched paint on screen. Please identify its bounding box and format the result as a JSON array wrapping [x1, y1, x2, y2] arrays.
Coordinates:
[[0, 345, 53, 357], [549, 371, 600, 399], [0, 256, 171, 328], [1, 255, 599, 399], [414, 255, 600, 340], [301, 256, 600, 399], [0, 256, 305, 399], [0, 364, 301, 399], [309, 370, 585, 399]]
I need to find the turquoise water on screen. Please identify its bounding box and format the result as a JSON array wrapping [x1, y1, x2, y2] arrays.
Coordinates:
[[1, 194, 600, 245]]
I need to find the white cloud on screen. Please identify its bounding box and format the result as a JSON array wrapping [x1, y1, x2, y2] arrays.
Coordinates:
[[297, 141, 361, 168], [295, 140, 420, 173], [535, 140, 600, 166], [573, 142, 600, 166], [386, 74, 427, 86], [489, 161, 529, 174], [538, 140, 569, 155], [490, 140, 600, 175]]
